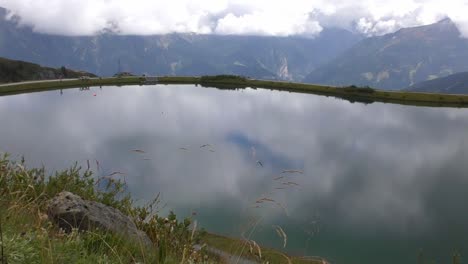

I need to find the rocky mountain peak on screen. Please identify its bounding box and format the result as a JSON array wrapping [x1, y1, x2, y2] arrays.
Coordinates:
[[305, 19, 468, 90], [394, 17, 460, 40]]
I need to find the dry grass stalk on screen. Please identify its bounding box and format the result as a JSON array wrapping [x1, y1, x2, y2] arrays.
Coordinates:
[[277, 251, 292, 264], [250, 240, 262, 259], [273, 225, 287, 248], [282, 181, 300, 186], [281, 170, 303, 174], [107, 171, 126, 177], [191, 220, 198, 241], [0, 216, 5, 264]]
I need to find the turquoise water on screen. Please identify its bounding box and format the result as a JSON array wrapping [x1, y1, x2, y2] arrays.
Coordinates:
[[1, 84, 467, 263]]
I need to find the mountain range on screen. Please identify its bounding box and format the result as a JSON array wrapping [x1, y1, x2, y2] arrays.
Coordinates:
[[2, 6, 468, 92], [407, 72, 468, 94], [0, 8, 361, 81], [305, 18, 468, 90]]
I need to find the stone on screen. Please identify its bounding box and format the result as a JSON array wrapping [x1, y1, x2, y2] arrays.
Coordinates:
[[47, 191, 152, 246]]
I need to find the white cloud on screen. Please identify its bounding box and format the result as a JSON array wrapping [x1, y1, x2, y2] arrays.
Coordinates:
[[0, 0, 467, 37]]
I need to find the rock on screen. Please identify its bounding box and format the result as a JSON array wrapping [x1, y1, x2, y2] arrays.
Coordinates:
[[47, 191, 152, 246]]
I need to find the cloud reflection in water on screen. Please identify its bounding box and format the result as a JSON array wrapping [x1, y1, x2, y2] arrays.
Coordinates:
[[1, 85, 468, 263]]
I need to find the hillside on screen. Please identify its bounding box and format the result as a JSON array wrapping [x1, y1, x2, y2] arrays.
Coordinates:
[[407, 71, 468, 94], [0, 8, 361, 81], [304, 19, 468, 90], [0, 57, 96, 84]]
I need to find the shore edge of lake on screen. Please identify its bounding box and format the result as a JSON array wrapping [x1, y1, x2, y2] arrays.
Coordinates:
[[2, 75, 468, 108]]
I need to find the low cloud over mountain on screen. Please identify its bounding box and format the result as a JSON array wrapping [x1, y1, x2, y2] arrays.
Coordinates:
[[1, 0, 468, 37]]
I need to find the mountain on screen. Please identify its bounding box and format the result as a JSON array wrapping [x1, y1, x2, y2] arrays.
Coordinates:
[[0, 8, 361, 81], [304, 19, 468, 90], [406, 71, 468, 94], [0, 57, 95, 84]]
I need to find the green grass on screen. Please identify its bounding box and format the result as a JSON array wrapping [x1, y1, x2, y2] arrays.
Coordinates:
[[203, 233, 323, 264], [0, 154, 209, 263], [0, 57, 96, 84], [200, 75, 248, 84], [157, 76, 201, 84], [0, 77, 145, 96], [0, 154, 324, 263], [0, 215, 174, 264], [159, 75, 468, 108], [3, 75, 468, 108]]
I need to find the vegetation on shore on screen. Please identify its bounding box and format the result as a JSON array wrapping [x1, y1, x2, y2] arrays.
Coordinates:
[[3, 74, 468, 107], [189, 75, 468, 107], [0, 153, 207, 263], [0, 77, 145, 96], [203, 233, 325, 264], [200, 75, 248, 84], [0, 57, 96, 84], [136, 75, 468, 107], [0, 154, 322, 263]]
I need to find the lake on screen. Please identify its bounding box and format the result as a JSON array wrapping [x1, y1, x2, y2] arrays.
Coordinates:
[[1, 84, 467, 264]]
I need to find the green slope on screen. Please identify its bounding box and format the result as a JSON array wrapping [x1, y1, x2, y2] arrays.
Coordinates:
[[0, 57, 96, 84], [407, 72, 468, 94]]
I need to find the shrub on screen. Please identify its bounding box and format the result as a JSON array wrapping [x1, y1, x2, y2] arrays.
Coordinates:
[[200, 75, 247, 83], [344, 85, 375, 94]]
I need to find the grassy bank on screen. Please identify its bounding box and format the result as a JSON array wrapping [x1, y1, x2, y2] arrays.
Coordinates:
[[204, 233, 324, 264], [0, 77, 145, 96], [154, 75, 468, 107], [0, 154, 196, 263], [0, 154, 321, 264], [3, 75, 468, 107], [157, 76, 201, 85], [158, 75, 468, 108], [0, 57, 96, 84]]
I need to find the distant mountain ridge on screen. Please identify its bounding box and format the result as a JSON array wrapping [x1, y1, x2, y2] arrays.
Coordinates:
[[407, 71, 468, 94], [304, 18, 468, 90], [0, 7, 361, 81], [0, 57, 95, 84]]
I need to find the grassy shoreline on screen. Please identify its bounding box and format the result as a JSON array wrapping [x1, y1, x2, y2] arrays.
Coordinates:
[[0, 77, 145, 96], [159, 76, 468, 108], [0, 154, 321, 263], [2, 75, 468, 107]]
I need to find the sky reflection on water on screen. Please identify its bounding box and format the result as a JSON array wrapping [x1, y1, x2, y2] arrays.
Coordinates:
[[1, 85, 468, 264]]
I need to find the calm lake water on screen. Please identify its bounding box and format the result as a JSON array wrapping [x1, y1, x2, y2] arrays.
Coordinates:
[[1, 84, 468, 264]]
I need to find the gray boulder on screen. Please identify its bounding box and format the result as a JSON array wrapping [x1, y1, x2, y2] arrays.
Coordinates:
[[47, 191, 152, 246]]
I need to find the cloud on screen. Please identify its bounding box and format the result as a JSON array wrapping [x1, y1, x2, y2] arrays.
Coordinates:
[[0, 0, 467, 37]]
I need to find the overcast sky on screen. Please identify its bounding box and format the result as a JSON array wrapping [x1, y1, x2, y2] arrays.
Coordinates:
[[1, 0, 468, 37]]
